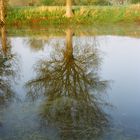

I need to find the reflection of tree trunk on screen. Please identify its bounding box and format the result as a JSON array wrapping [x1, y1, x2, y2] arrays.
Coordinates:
[[65, 29, 74, 94], [66, 0, 73, 18], [0, 0, 5, 24], [1, 26, 7, 56], [65, 28, 73, 59]]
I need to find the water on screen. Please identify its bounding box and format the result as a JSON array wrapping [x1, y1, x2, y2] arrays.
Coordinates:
[[0, 25, 140, 140]]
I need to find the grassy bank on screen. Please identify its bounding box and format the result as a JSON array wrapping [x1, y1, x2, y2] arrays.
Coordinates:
[[7, 4, 140, 26]]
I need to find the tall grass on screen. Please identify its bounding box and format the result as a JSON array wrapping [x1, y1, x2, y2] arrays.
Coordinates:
[[7, 4, 140, 26]]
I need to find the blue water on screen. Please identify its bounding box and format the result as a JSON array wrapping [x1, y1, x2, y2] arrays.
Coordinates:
[[0, 28, 140, 140]]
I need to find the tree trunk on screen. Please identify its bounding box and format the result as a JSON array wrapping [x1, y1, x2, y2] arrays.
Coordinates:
[[65, 28, 73, 59], [66, 0, 73, 18], [1, 26, 7, 56], [0, 0, 5, 24]]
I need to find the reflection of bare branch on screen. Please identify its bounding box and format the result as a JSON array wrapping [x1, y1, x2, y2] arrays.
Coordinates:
[[0, 26, 19, 105], [24, 37, 48, 52], [26, 29, 109, 139]]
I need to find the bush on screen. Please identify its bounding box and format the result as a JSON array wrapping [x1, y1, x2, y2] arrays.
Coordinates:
[[131, 0, 140, 3], [41, 0, 54, 5], [41, 0, 110, 5]]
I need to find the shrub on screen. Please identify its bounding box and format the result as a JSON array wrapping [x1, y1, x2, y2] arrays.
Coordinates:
[[131, 0, 140, 3]]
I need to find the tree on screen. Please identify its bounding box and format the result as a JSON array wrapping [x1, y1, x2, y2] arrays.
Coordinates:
[[0, 0, 8, 25], [1, 25, 7, 55], [0, 25, 19, 105], [0, 0, 5, 24], [66, 0, 73, 17], [26, 28, 110, 139], [0, 26, 13, 104]]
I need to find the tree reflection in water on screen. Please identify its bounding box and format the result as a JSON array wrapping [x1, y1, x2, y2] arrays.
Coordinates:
[[26, 29, 109, 140], [25, 37, 46, 52], [0, 26, 17, 105]]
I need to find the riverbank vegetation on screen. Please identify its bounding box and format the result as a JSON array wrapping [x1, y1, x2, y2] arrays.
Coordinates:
[[7, 24, 140, 38], [6, 4, 140, 26], [1, 0, 140, 26], [8, 0, 140, 6]]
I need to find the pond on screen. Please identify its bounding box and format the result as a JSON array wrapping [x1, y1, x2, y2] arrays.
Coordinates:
[[0, 25, 140, 140]]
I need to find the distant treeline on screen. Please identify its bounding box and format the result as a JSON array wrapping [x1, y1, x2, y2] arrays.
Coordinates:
[[8, 0, 140, 6], [41, 0, 109, 5]]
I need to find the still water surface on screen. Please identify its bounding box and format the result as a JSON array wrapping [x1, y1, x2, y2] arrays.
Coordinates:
[[0, 26, 140, 140]]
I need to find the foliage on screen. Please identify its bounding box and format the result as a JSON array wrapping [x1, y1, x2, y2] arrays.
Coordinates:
[[41, 0, 54, 5], [9, 0, 110, 6], [131, 0, 140, 3], [41, 0, 110, 5]]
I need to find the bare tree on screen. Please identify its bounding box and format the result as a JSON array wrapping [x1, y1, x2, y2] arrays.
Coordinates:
[[0, 26, 19, 105], [26, 28, 109, 139]]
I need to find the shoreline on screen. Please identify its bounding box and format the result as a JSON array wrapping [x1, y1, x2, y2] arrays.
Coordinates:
[[6, 4, 140, 26]]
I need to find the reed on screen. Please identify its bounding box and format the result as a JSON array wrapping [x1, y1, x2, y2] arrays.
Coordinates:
[[7, 4, 140, 26]]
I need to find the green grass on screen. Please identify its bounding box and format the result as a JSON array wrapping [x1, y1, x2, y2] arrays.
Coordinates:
[[6, 4, 140, 26]]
